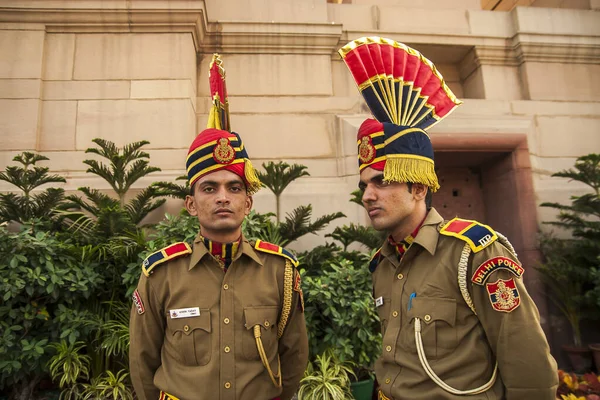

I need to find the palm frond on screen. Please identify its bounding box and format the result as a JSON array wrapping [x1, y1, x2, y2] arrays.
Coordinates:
[[349, 189, 364, 207], [83, 160, 117, 193], [123, 160, 160, 194], [32, 188, 65, 216], [257, 161, 310, 197], [125, 187, 166, 225], [279, 205, 345, 245], [326, 223, 382, 251], [151, 178, 190, 200], [0, 193, 25, 223]]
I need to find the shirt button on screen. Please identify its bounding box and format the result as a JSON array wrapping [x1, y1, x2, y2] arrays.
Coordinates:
[[392, 311, 398, 317], [397, 273, 404, 280], [223, 284, 229, 290], [183, 325, 190, 332], [385, 378, 391, 384], [424, 314, 431, 322], [224, 346, 231, 353], [264, 321, 270, 327], [224, 382, 231, 389], [386, 345, 392, 352], [224, 318, 230, 324]]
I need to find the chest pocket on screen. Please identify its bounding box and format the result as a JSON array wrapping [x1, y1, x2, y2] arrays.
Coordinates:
[[166, 309, 211, 366], [401, 297, 457, 359], [374, 296, 391, 336], [242, 306, 279, 360]]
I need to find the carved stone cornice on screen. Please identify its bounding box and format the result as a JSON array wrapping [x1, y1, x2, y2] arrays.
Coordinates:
[[512, 33, 600, 64], [459, 33, 600, 80], [201, 21, 343, 55], [0, 6, 343, 55], [0, 5, 208, 49]]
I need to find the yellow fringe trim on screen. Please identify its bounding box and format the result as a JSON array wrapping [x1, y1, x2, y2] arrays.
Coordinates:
[[383, 156, 440, 192], [244, 158, 262, 195]]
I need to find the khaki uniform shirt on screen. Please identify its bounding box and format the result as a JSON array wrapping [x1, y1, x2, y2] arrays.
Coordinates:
[[373, 208, 558, 400], [129, 234, 308, 400]]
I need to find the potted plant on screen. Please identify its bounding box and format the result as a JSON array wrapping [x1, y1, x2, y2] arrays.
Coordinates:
[[297, 349, 355, 400], [537, 153, 600, 373]]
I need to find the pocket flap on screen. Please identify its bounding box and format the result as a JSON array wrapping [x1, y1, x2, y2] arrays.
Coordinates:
[[407, 297, 456, 326], [169, 308, 211, 336], [244, 306, 278, 330]]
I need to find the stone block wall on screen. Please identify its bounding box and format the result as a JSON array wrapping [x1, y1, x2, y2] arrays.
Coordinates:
[[0, 0, 599, 250]]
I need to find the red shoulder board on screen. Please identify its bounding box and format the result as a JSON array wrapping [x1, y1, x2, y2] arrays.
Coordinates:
[[142, 242, 192, 277], [254, 240, 299, 267], [439, 217, 497, 253]]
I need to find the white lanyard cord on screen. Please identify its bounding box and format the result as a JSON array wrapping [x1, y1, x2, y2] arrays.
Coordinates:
[[414, 318, 498, 395]]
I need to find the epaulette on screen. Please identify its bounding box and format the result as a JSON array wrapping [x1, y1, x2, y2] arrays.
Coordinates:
[[142, 242, 192, 277], [254, 240, 299, 267], [440, 217, 497, 253], [368, 247, 382, 273]]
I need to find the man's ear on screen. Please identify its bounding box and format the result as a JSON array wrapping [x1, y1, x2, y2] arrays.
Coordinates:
[[185, 195, 198, 216], [245, 195, 253, 216], [412, 183, 428, 201]]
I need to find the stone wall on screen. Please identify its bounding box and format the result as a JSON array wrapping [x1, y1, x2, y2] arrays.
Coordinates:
[[0, 0, 599, 251]]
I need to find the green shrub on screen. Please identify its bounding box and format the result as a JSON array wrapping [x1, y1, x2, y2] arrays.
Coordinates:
[[0, 223, 101, 399], [303, 257, 381, 380]]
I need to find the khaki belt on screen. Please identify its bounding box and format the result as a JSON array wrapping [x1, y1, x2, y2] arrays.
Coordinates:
[[378, 390, 392, 400], [159, 392, 179, 400]]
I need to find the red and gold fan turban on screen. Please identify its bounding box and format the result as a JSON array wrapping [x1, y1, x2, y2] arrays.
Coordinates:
[[339, 37, 463, 192]]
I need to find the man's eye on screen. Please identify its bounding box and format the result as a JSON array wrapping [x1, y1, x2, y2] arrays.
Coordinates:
[[230, 186, 242, 192], [377, 180, 390, 187], [203, 187, 214, 193]]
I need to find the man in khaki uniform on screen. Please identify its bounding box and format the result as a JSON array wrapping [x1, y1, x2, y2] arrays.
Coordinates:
[[129, 55, 308, 400], [339, 37, 558, 400]]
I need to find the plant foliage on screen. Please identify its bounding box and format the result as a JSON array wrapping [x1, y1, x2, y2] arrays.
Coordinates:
[[297, 349, 355, 400], [537, 153, 600, 347], [0, 223, 101, 399], [0, 152, 66, 225]]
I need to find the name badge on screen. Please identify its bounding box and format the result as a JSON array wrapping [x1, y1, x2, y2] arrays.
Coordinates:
[[169, 307, 200, 319], [375, 296, 384, 307]]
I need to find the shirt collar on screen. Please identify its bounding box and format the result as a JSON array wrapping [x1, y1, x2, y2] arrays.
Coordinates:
[[188, 232, 263, 270], [412, 207, 444, 256], [380, 208, 444, 260]]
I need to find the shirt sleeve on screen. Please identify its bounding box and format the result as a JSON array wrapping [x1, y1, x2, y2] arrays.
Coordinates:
[[278, 268, 309, 400], [129, 272, 165, 400], [470, 242, 558, 400]]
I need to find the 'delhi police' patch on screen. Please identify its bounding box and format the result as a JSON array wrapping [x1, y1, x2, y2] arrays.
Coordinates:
[[486, 278, 520, 312], [254, 240, 299, 267], [439, 217, 498, 253], [472, 256, 524, 285], [142, 242, 192, 277], [369, 248, 382, 273]]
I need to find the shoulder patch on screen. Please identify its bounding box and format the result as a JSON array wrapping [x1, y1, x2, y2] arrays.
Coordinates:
[[369, 248, 382, 273], [439, 217, 497, 253], [472, 256, 524, 285], [143, 242, 192, 277], [254, 239, 299, 267]]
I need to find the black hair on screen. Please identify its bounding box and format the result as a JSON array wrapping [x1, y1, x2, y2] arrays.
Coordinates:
[[407, 182, 433, 209]]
